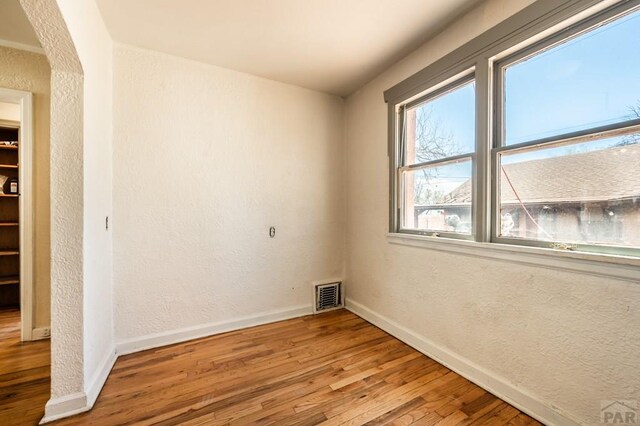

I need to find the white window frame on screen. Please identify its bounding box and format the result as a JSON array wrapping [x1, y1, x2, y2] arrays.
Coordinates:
[[385, 0, 640, 280], [492, 4, 640, 258], [397, 73, 476, 240]]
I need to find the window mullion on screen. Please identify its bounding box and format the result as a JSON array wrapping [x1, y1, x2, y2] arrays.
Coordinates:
[[490, 53, 505, 244], [474, 56, 492, 243], [389, 103, 402, 233]]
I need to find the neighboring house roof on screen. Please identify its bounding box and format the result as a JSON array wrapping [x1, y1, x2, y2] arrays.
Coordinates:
[[441, 143, 640, 206]]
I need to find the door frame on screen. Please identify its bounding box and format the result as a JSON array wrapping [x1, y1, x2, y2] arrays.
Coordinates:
[[0, 87, 34, 341]]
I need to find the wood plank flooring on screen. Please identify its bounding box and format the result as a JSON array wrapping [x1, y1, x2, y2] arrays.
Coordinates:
[[0, 308, 50, 426], [52, 309, 541, 425]]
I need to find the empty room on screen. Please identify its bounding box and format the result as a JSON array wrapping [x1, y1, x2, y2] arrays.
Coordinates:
[[0, 0, 638, 425]]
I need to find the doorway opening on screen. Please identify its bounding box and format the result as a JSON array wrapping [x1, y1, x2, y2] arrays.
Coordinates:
[[0, 85, 48, 426], [0, 91, 36, 341], [0, 0, 53, 422]]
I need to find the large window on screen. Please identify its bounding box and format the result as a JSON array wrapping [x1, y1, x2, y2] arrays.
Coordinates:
[[388, 1, 640, 257]]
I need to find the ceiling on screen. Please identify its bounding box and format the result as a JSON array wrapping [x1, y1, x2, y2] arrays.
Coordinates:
[[96, 0, 480, 96], [0, 0, 41, 51]]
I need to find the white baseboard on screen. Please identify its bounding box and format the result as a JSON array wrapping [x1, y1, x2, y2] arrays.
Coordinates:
[[40, 392, 89, 424], [40, 345, 117, 424], [40, 302, 579, 424], [345, 298, 581, 426], [116, 305, 313, 356], [86, 346, 117, 408], [42, 306, 312, 423]]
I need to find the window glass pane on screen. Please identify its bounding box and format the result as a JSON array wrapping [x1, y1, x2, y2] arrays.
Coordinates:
[[498, 133, 640, 247], [402, 160, 472, 234], [405, 81, 475, 164], [504, 8, 640, 145]]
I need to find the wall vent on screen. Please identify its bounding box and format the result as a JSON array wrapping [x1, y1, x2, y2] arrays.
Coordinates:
[[313, 281, 343, 313]]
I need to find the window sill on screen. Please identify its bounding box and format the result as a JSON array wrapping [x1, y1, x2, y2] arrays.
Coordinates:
[[387, 233, 640, 283]]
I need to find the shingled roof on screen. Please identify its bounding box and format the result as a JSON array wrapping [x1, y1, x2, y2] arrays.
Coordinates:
[[443, 143, 640, 205]]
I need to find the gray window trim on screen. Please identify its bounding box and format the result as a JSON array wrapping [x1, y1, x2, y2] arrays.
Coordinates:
[[386, 0, 640, 258], [383, 0, 609, 104], [386, 232, 640, 283]]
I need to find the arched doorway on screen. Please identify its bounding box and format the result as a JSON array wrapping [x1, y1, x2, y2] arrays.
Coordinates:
[[19, 0, 86, 422]]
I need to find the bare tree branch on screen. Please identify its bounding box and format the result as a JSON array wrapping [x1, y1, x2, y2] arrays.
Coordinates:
[[619, 101, 640, 146], [411, 106, 462, 204]]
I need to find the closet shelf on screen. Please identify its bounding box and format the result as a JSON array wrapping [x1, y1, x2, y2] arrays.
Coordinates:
[[0, 275, 19, 285], [0, 130, 20, 305]]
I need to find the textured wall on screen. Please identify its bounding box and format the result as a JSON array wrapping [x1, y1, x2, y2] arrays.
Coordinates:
[[54, 0, 115, 392], [22, 0, 115, 405], [0, 46, 51, 328], [112, 45, 345, 341], [49, 69, 84, 399], [21, 0, 86, 401], [344, 0, 640, 425]]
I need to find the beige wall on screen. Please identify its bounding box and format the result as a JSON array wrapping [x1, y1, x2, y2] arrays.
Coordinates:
[[345, 0, 639, 425], [0, 45, 51, 328], [0, 101, 20, 121]]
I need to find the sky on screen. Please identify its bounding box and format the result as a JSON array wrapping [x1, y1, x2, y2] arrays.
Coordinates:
[[408, 6, 640, 199], [505, 8, 640, 145]]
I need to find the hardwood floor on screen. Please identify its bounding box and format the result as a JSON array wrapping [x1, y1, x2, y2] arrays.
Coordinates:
[[0, 308, 50, 426], [52, 309, 540, 425]]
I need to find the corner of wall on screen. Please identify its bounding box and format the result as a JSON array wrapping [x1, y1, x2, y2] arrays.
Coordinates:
[[40, 392, 89, 424], [345, 298, 581, 426]]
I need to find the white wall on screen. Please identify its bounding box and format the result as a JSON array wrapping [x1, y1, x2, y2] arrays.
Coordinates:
[[55, 0, 115, 401], [112, 45, 345, 342], [344, 0, 640, 425]]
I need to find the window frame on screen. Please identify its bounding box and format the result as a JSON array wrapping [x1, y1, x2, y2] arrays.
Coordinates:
[[396, 73, 476, 240], [492, 2, 640, 257], [386, 0, 640, 260], [490, 121, 640, 257]]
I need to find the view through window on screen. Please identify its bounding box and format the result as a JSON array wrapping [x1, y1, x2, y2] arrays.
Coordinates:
[[401, 79, 475, 235], [394, 2, 640, 255], [497, 7, 640, 249]]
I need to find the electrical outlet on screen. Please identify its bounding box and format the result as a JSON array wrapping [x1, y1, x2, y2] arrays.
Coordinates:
[[34, 327, 51, 339]]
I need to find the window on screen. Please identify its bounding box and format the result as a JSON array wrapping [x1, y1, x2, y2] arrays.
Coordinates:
[[494, 5, 640, 254], [387, 1, 640, 258], [399, 77, 475, 237]]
